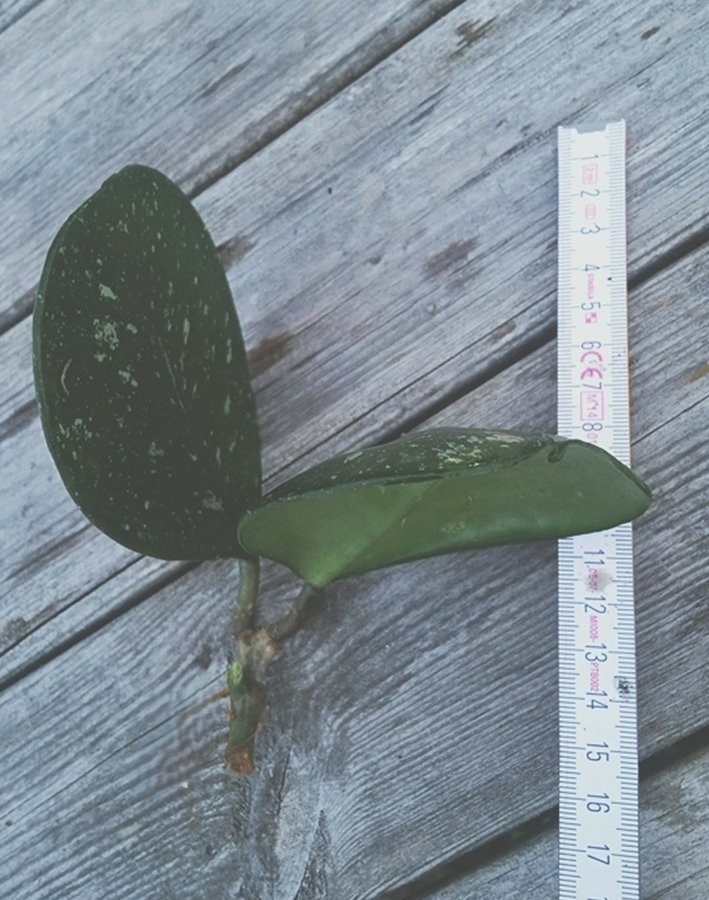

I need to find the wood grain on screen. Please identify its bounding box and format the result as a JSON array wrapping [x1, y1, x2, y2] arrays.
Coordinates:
[[2, 0, 708, 895], [168, 0, 707, 475], [2, 239, 705, 681], [1, 0, 706, 666], [0, 0, 467, 328], [0, 0, 45, 33], [425, 742, 709, 899], [0, 249, 706, 896]]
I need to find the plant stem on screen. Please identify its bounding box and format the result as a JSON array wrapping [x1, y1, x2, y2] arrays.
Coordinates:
[[233, 556, 260, 637], [225, 562, 322, 775], [266, 582, 321, 643]]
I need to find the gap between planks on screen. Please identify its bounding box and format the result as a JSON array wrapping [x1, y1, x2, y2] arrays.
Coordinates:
[[0, 0, 47, 36], [1, 256, 704, 896], [190, 0, 469, 199], [395, 223, 709, 439], [0, 559, 196, 694], [0, 0, 468, 338], [383, 721, 709, 898], [1, 224, 707, 692]]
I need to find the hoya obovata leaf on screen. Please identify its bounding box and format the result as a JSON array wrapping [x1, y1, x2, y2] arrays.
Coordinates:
[[33, 165, 260, 560], [238, 427, 651, 586]]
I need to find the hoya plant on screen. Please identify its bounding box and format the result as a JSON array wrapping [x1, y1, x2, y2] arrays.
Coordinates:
[[33, 166, 651, 773]]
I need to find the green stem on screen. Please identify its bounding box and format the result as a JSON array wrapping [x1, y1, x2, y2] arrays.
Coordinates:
[[233, 556, 260, 637], [266, 582, 321, 643], [225, 566, 322, 775]]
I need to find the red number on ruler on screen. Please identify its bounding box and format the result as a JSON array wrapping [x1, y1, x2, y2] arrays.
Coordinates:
[[580, 391, 604, 421], [582, 163, 598, 184]]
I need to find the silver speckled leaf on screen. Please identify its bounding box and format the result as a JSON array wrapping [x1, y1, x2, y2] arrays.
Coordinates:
[[33, 165, 261, 560]]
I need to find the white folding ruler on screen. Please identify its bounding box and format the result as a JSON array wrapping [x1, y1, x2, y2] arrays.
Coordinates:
[[557, 120, 639, 899]]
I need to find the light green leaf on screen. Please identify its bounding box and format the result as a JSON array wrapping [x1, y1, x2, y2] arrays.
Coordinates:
[[238, 427, 651, 586]]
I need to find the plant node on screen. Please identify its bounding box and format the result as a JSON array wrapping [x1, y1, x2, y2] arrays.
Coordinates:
[[225, 570, 323, 774]]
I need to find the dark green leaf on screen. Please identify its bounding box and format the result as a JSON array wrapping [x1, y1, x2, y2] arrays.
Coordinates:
[[237, 427, 651, 586], [33, 165, 261, 560]]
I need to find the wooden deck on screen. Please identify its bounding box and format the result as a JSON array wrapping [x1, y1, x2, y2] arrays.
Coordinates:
[[1, 0, 707, 896]]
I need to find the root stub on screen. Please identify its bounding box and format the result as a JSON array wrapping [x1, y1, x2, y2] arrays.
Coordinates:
[[224, 740, 255, 775]]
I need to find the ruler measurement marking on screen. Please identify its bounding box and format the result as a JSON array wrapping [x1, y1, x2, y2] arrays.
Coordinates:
[[557, 121, 639, 900]]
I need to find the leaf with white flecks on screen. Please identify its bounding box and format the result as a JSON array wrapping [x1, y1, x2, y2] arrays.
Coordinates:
[[33, 165, 260, 560]]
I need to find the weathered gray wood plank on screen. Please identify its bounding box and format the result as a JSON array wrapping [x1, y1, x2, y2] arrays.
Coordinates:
[[0, 0, 465, 327], [426, 742, 709, 899], [2, 230, 705, 683], [0, 0, 44, 34], [2, 0, 707, 894], [1, 378, 705, 899], [1, 0, 707, 671], [191, 0, 707, 473], [1, 247, 706, 897]]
